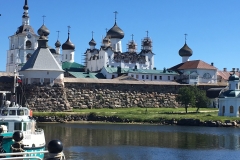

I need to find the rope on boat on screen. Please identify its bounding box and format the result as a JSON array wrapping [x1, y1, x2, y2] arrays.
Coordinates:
[[48, 152, 65, 160]]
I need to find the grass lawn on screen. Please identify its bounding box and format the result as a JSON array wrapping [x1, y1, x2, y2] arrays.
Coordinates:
[[33, 107, 240, 122]]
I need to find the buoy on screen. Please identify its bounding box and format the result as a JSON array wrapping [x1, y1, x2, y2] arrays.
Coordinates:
[[29, 110, 33, 117]]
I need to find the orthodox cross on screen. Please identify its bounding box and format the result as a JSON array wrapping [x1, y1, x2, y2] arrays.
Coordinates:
[[56, 31, 60, 40], [91, 31, 94, 39], [105, 28, 108, 34], [184, 33, 188, 43], [131, 34, 134, 41], [113, 11, 118, 22], [146, 31, 149, 38], [67, 26, 71, 34], [42, 15, 46, 24]]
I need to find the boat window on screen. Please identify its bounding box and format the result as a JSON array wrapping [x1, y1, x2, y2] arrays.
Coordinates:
[[23, 123, 26, 131], [17, 110, 24, 116], [14, 123, 22, 130], [1, 110, 8, 116], [24, 109, 29, 115], [9, 110, 16, 116]]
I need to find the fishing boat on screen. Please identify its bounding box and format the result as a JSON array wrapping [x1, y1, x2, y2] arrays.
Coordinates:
[[0, 70, 46, 159]]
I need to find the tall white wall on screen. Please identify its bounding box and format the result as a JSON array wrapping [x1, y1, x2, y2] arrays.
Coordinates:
[[62, 50, 74, 62]]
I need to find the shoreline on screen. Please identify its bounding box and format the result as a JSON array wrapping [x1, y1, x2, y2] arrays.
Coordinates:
[[34, 115, 240, 127]]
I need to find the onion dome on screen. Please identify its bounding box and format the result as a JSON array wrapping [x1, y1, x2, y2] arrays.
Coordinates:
[[229, 74, 239, 81], [107, 22, 124, 39], [128, 41, 136, 49], [143, 39, 151, 46], [102, 36, 110, 43], [37, 24, 50, 37], [179, 43, 193, 57], [55, 40, 61, 48], [62, 33, 75, 50], [89, 38, 96, 46], [23, 0, 29, 10]]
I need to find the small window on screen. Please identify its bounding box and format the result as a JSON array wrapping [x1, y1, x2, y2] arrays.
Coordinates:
[[142, 75, 144, 79], [136, 75, 139, 79], [236, 84, 238, 89], [9, 110, 16, 115], [230, 106, 234, 113], [160, 76, 162, 80], [146, 75, 149, 79], [10, 54, 14, 63], [154, 76, 157, 80], [168, 76, 170, 80], [131, 75, 134, 77], [65, 54, 67, 59], [70, 54, 73, 60], [14, 123, 22, 130], [2, 110, 8, 116], [17, 110, 24, 116], [26, 40, 32, 49]]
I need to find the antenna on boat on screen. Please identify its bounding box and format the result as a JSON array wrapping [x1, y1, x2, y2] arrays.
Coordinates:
[[12, 69, 17, 107]]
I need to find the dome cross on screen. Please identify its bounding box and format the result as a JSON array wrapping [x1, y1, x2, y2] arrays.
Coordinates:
[[42, 15, 46, 25], [56, 31, 60, 40], [113, 11, 118, 23], [184, 33, 188, 43]]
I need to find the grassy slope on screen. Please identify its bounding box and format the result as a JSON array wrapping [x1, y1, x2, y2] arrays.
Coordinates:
[[33, 108, 240, 122]]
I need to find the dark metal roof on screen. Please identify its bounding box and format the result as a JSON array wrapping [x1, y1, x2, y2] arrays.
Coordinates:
[[228, 74, 239, 81], [206, 88, 224, 98], [89, 38, 96, 46], [23, 0, 29, 10], [15, 25, 36, 35], [62, 33, 75, 50], [179, 43, 193, 57], [55, 40, 61, 47], [107, 22, 124, 39], [37, 24, 50, 37]]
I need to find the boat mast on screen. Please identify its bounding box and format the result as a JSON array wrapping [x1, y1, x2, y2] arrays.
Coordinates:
[[13, 69, 17, 106]]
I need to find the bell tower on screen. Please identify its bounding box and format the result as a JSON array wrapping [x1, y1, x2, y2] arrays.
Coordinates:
[[6, 0, 39, 73]]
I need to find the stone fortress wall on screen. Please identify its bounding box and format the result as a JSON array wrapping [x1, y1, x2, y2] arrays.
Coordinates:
[[12, 78, 224, 111]]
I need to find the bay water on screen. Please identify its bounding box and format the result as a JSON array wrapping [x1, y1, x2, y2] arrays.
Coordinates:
[[38, 123, 240, 160]]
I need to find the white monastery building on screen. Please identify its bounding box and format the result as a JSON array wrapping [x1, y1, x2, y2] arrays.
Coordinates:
[[168, 36, 217, 84], [84, 12, 154, 73], [218, 71, 240, 117], [6, 0, 63, 73]]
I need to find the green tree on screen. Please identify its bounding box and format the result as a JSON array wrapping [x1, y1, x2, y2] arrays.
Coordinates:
[[176, 86, 196, 113], [176, 86, 210, 113], [195, 89, 210, 112]]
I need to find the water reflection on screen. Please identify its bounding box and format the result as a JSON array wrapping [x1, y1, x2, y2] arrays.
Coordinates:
[[39, 123, 240, 160]]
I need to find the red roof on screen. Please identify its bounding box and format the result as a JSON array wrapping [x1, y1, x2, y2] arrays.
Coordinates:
[[169, 60, 217, 70], [217, 71, 240, 80]]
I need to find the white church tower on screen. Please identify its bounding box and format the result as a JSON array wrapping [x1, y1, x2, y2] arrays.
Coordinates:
[[106, 11, 124, 53], [62, 26, 75, 63], [6, 0, 39, 73]]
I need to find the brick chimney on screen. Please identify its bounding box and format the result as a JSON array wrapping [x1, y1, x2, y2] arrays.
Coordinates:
[[223, 68, 227, 72], [237, 68, 239, 72], [211, 62, 214, 66]]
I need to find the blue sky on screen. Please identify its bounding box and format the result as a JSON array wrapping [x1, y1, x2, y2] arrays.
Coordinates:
[[0, 0, 240, 72]]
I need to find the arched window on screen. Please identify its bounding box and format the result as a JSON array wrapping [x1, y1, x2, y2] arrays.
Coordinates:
[[236, 84, 239, 89], [230, 106, 234, 113], [238, 106, 240, 115], [10, 54, 13, 63], [65, 54, 67, 60], [26, 40, 31, 49], [26, 53, 32, 61], [70, 54, 72, 60], [223, 106, 225, 113]]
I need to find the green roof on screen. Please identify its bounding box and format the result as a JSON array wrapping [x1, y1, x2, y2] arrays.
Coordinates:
[[62, 62, 84, 71], [69, 72, 105, 79], [104, 67, 177, 75], [128, 69, 177, 75]]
